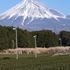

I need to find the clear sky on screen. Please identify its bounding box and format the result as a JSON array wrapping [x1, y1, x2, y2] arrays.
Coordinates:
[[0, 0, 70, 15]]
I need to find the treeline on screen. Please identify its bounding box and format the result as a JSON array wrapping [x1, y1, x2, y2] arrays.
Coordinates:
[[0, 26, 70, 50]]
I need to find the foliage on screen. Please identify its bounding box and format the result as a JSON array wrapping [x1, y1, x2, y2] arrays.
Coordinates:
[[0, 26, 70, 50], [59, 31, 70, 46], [31, 30, 59, 47]]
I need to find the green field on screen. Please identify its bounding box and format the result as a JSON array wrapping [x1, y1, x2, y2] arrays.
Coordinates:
[[0, 54, 70, 70]]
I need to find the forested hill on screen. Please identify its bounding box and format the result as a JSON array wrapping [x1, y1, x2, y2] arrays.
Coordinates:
[[0, 26, 70, 50]]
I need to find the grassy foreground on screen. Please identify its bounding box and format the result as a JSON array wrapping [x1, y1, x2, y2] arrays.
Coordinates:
[[0, 54, 70, 70]]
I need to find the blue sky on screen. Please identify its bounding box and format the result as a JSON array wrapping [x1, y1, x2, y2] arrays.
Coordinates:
[[0, 0, 70, 15]]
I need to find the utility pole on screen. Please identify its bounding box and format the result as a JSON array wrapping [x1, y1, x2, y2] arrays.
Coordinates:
[[13, 28, 18, 60], [33, 35, 37, 58], [59, 38, 62, 47]]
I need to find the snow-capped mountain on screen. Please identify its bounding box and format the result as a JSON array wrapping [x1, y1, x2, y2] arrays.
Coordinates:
[[0, 0, 70, 32]]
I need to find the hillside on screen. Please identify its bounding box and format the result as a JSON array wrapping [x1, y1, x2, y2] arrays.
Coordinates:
[[0, 0, 70, 32]]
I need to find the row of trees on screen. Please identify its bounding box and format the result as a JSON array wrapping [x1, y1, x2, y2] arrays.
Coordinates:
[[0, 26, 70, 50]]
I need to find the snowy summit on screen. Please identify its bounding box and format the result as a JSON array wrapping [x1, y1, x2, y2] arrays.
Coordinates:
[[0, 0, 70, 32]]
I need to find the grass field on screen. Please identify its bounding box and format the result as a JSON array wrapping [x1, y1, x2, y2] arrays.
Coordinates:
[[0, 54, 70, 70]]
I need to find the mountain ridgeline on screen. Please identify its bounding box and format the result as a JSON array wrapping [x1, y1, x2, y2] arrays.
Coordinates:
[[0, 26, 70, 50], [0, 0, 70, 32]]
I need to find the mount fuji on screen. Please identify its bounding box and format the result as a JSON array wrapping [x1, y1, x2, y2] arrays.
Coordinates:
[[0, 0, 70, 32]]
